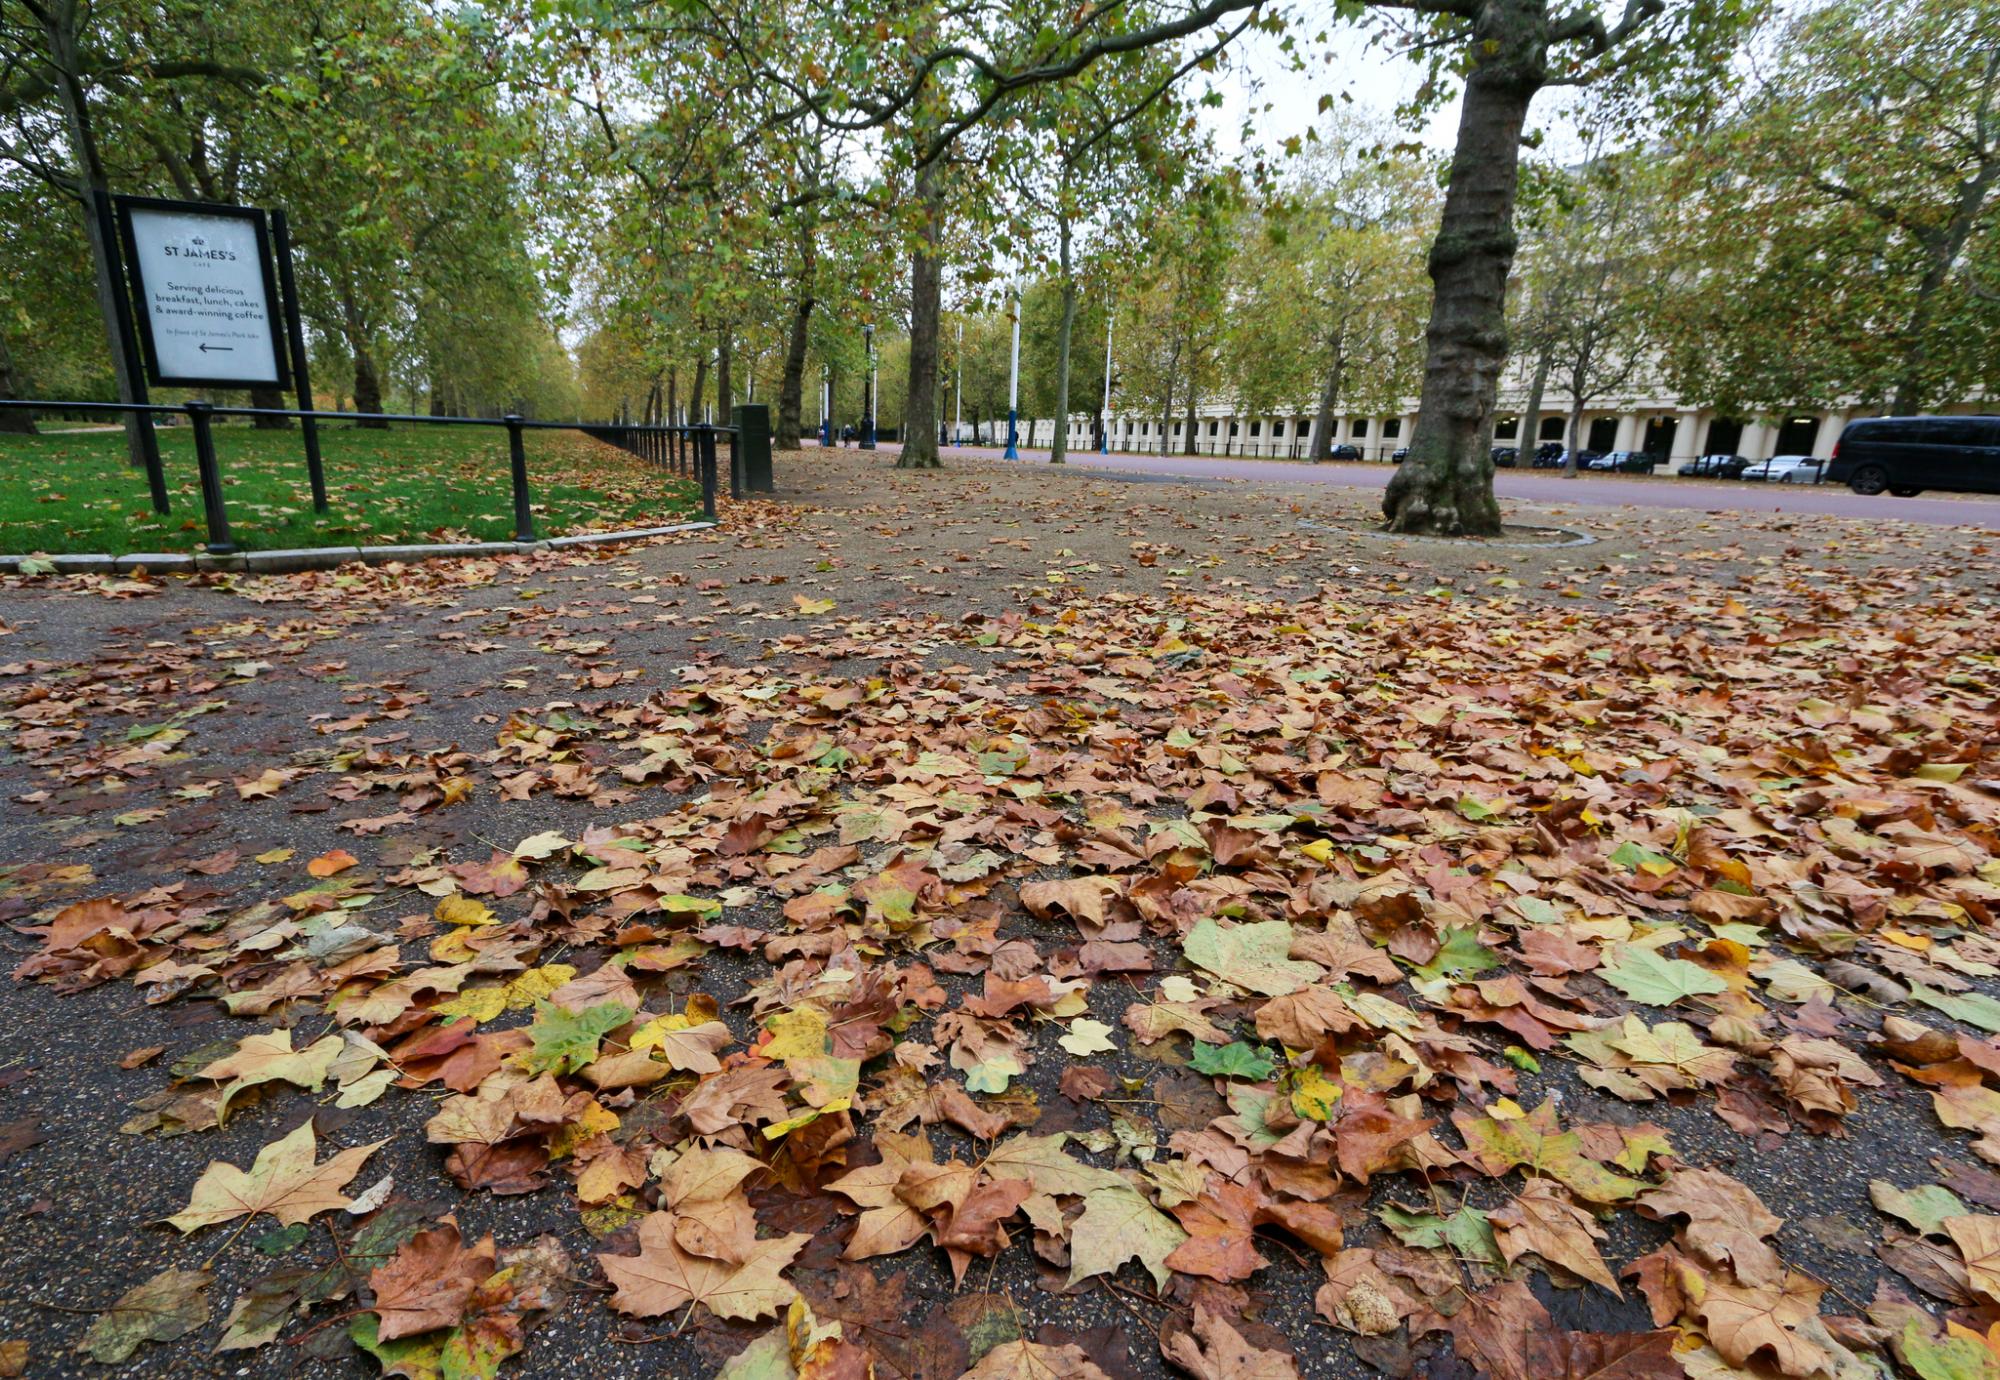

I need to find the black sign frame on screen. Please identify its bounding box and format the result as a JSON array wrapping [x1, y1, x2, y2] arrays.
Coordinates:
[[112, 194, 291, 391]]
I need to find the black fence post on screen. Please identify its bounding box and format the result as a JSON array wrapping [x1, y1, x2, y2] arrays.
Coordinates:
[[271, 210, 326, 514], [698, 423, 718, 522], [505, 414, 535, 542], [185, 401, 235, 554]]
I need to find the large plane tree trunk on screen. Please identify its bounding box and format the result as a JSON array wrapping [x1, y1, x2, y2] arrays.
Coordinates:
[[1382, 1, 1546, 536], [898, 164, 946, 469]]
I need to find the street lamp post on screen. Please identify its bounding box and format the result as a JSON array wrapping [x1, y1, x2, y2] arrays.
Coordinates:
[[860, 324, 877, 450], [1100, 311, 1113, 456], [1004, 289, 1020, 460], [819, 365, 830, 447], [954, 319, 963, 445]]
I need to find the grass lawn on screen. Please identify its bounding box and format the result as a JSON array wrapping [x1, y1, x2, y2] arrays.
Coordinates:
[[0, 421, 702, 554]]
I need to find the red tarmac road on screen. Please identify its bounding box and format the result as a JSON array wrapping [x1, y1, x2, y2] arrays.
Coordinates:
[[813, 439, 2000, 529]]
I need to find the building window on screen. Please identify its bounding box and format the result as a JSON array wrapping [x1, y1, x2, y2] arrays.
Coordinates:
[[1495, 416, 1519, 440], [1353, 419, 1369, 437], [1272, 421, 1285, 437], [1384, 419, 1402, 438], [1250, 421, 1262, 437], [1208, 421, 1219, 436]]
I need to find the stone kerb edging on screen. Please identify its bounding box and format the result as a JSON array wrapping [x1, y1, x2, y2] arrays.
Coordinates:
[[0, 520, 717, 576]]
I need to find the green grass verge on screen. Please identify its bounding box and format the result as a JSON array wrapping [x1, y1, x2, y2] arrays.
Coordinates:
[[0, 421, 702, 554]]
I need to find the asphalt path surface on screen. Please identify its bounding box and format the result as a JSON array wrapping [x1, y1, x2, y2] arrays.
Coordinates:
[[814, 439, 2000, 528]]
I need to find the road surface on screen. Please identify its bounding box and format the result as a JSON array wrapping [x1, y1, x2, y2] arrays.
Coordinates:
[[811, 440, 2000, 529]]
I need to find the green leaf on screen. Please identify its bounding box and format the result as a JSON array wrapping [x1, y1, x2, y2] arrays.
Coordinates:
[[82, 1267, 211, 1364], [1902, 1320, 2000, 1380], [254, 1222, 310, 1256], [1912, 983, 2000, 1035], [352, 1312, 444, 1380], [1189, 1041, 1277, 1080], [1871, 1180, 1967, 1237], [1378, 1204, 1502, 1265], [523, 1001, 632, 1075], [1411, 925, 1501, 984], [1453, 1100, 1650, 1204], [1183, 918, 1321, 997], [1598, 947, 1728, 1007]]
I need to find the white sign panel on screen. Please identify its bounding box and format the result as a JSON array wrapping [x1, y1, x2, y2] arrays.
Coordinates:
[[121, 204, 283, 386]]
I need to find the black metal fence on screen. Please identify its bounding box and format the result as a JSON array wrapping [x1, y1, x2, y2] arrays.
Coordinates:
[[0, 399, 723, 555]]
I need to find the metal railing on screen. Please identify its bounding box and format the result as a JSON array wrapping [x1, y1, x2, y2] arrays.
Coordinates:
[[0, 399, 723, 554]]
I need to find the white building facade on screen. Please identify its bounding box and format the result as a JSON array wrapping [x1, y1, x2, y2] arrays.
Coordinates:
[[1003, 387, 1991, 465]]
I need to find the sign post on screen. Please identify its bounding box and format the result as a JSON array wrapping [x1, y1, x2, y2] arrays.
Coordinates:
[[270, 209, 326, 512], [91, 190, 168, 514]]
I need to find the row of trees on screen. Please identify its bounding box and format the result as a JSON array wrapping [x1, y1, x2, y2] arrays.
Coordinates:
[[4, 0, 1993, 533], [0, 0, 581, 446]]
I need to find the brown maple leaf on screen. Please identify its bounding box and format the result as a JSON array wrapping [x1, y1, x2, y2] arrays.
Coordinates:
[[368, 1221, 496, 1340]]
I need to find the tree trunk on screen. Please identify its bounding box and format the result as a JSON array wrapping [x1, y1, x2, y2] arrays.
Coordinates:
[[1889, 163, 1997, 413], [717, 323, 733, 422], [1563, 402, 1585, 477], [45, 9, 147, 467], [251, 385, 291, 428], [777, 234, 817, 444], [897, 164, 945, 469], [1050, 213, 1077, 466], [690, 354, 709, 425], [339, 286, 388, 428], [350, 346, 386, 427], [667, 367, 678, 427], [1183, 387, 1199, 456], [1382, 9, 1543, 536], [0, 329, 36, 433], [1309, 349, 1343, 463], [1520, 344, 1553, 458]]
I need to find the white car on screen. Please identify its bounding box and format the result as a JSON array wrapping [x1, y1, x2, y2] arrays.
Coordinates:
[[1742, 455, 1826, 484]]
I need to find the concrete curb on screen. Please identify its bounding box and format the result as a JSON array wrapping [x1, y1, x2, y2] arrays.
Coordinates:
[[0, 520, 716, 577]]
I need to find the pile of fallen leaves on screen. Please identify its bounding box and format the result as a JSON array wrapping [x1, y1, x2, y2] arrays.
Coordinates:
[[6, 530, 2000, 1380]]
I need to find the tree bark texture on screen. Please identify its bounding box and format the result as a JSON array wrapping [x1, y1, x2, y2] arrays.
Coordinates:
[[1382, 1, 1545, 536], [897, 164, 945, 469]]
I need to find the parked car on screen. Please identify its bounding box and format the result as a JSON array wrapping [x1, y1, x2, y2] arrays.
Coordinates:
[[1531, 443, 1566, 468], [1591, 450, 1657, 473], [1828, 415, 2000, 496], [1678, 454, 1750, 479], [1325, 443, 1363, 461], [1391, 446, 1410, 461], [1741, 455, 1826, 483], [1491, 446, 1519, 468]]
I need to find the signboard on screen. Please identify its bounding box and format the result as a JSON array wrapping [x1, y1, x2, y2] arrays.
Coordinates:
[[114, 196, 288, 389]]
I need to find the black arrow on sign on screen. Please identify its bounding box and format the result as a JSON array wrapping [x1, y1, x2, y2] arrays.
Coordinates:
[[198, 343, 234, 353]]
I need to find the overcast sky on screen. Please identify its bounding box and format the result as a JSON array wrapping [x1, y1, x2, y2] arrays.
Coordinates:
[[1199, 18, 1596, 168]]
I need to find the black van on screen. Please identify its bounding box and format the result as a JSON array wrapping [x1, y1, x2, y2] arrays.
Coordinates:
[[1828, 415, 2000, 496]]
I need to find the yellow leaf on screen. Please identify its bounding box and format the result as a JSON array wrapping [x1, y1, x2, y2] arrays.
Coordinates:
[[255, 848, 294, 865], [434, 896, 495, 927], [548, 1101, 620, 1160], [760, 1008, 830, 1064], [1291, 1066, 1343, 1121], [764, 1097, 850, 1140], [1299, 839, 1335, 864], [1488, 1097, 1526, 1121]]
